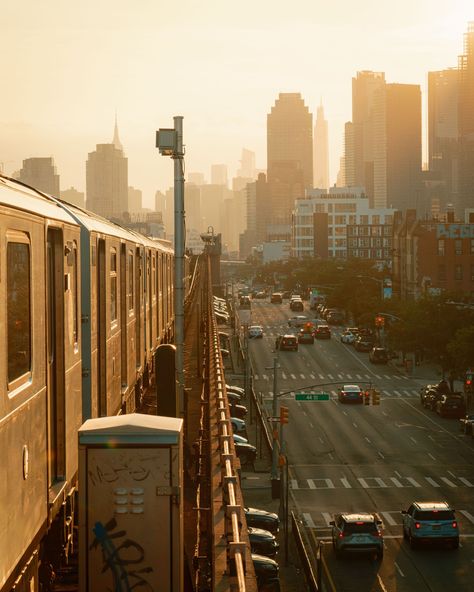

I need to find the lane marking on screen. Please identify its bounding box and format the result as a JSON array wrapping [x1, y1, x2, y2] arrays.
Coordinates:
[[406, 477, 421, 488], [425, 477, 440, 487], [340, 477, 351, 488], [394, 562, 405, 577], [378, 451, 385, 459], [319, 437, 324, 444], [440, 477, 457, 488], [290, 373, 296, 379], [459, 510, 474, 524], [290, 479, 298, 489], [307, 479, 317, 489], [390, 477, 403, 488], [459, 477, 474, 487], [428, 453, 436, 461], [365, 436, 371, 443], [375, 477, 388, 488], [410, 436, 417, 444], [322, 512, 333, 526], [377, 574, 389, 592]]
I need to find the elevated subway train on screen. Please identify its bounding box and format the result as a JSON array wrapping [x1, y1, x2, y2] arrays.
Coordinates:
[[0, 174, 176, 591]]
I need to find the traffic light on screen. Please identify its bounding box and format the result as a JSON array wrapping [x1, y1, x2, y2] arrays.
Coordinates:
[[371, 389, 381, 405], [364, 390, 371, 405], [465, 371, 473, 393], [375, 315, 385, 327], [280, 406, 289, 424]]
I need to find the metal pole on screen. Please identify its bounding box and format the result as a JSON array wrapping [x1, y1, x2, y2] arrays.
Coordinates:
[[271, 357, 279, 480], [285, 457, 289, 565], [173, 116, 185, 416]]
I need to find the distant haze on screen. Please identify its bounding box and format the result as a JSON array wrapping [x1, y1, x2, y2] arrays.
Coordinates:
[[0, 0, 472, 207]]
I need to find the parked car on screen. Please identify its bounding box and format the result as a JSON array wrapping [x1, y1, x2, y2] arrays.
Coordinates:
[[435, 394, 466, 418], [275, 334, 298, 351], [248, 325, 264, 338], [338, 384, 363, 404], [402, 501, 459, 548], [270, 292, 283, 304], [314, 325, 331, 339], [232, 434, 248, 444], [227, 384, 245, 395], [369, 347, 389, 364], [230, 403, 248, 419], [248, 527, 279, 557], [234, 441, 257, 464], [252, 554, 280, 590], [245, 508, 279, 534], [459, 413, 474, 435], [330, 513, 384, 559], [287, 315, 308, 328], [230, 417, 246, 433]]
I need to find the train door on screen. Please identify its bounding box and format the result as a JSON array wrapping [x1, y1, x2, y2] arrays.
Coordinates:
[[47, 228, 66, 484], [97, 238, 107, 416], [120, 243, 127, 395]]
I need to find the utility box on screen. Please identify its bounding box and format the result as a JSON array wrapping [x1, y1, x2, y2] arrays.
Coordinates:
[[78, 413, 183, 592]]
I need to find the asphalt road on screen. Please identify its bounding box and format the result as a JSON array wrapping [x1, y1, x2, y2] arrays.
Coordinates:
[[239, 298, 474, 592]]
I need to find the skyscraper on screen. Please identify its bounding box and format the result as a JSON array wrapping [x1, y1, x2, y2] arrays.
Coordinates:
[[17, 156, 60, 196], [267, 93, 313, 189], [428, 68, 459, 209], [86, 122, 128, 220], [313, 101, 329, 190], [345, 71, 385, 200], [458, 22, 474, 218], [210, 164, 228, 186], [373, 83, 422, 211]]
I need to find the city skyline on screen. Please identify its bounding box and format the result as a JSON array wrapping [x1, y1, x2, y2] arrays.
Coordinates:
[[1, 1, 473, 208]]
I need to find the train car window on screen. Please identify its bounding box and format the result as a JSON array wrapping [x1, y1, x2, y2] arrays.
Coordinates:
[[128, 250, 134, 312], [152, 254, 156, 296], [110, 248, 117, 323], [7, 240, 31, 383]]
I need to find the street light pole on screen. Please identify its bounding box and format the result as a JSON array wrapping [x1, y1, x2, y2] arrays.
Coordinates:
[[271, 357, 279, 481]]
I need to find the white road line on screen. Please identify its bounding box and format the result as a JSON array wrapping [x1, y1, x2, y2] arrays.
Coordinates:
[[290, 374, 296, 379], [383, 390, 391, 395], [356, 374, 362, 379], [319, 437, 324, 444], [393, 375, 402, 380], [300, 374, 305, 379], [425, 477, 440, 487], [358, 478, 370, 488], [459, 510, 474, 524], [346, 374, 352, 379], [375, 478, 388, 488], [381, 512, 397, 526], [383, 374, 391, 379], [310, 373, 315, 379], [365, 436, 371, 443], [428, 435, 435, 441], [448, 470, 457, 479], [394, 562, 405, 577], [281, 372, 287, 380], [378, 451, 385, 459], [390, 477, 403, 488], [374, 374, 382, 379], [377, 574, 389, 592], [459, 477, 474, 487], [341, 477, 351, 488], [382, 411, 388, 417], [328, 374, 334, 379], [342, 410, 348, 416], [309, 422, 314, 428], [410, 437, 417, 444], [406, 477, 421, 487], [290, 479, 298, 489], [254, 374, 259, 380], [428, 453, 436, 461], [303, 512, 315, 528], [319, 373, 325, 379], [322, 512, 333, 526], [394, 390, 402, 397], [353, 422, 358, 428], [262, 374, 268, 380], [440, 477, 457, 487], [338, 373, 344, 379]]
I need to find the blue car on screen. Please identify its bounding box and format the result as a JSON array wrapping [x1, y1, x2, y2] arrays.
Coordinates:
[[402, 501, 459, 548]]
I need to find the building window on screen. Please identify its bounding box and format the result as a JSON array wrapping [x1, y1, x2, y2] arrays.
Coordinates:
[[438, 239, 445, 256], [471, 265, 474, 282], [471, 239, 474, 255], [438, 264, 446, 281], [455, 264, 463, 280], [7, 239, 31, 383], [360, 215, 369, 224], [335, 215, 346, 225], [72, 242, 78, 345], [348, 215, 357, 224], [110, 248, 117, 322], [372, 215, 380, 225], [455, 240, 462, 256]]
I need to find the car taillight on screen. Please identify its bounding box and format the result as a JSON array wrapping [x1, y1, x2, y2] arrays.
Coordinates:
[[338, 532, 344, 538], [415, 522, 421, 529], [452, 521, 458, 529]]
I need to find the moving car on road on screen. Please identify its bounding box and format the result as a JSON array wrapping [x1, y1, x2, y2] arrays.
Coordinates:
[[314, 324, 331, 339], [288, 315, 308, 328], [369, 347, 389, 364], [248, 325, 264, 338], [298, 328, 315, 344], [338, 384, 363, 404], [340, 329, 358, 344], [402, 501, 459, 549], [275, 334, 298, 351], [354, 335, 375, 352], [330, 513, 384, 559], [435, 394, 466, 418], [270, 292, 283, 304]]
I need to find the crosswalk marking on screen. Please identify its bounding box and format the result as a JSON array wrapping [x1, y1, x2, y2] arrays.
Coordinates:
[[341, 477, 351, 488], [390, 477, 403, 488], [328, 374, 334, 379], [322, 512, 333, 527], [319, 373, 324, 379], [290, 373, 296, 379], [346, 374, 352, 379], [406, 477, 421, 488], [358, 478, 370, 488], [356, 374, 362, 379], [300, 374, 305, 379], [425, 477, 440, 487], [302, 512, 316, 528], [290, 479, 298, 489], [458, 477, 474, 487], [310, 374, 315, 379], [459, 510, 474, 524], [262, 374, 268, 380], [375, 478, 388, 488], [307, 479, 317, 489], [282, 372, 287, 380], [440, 477, 457, 488], [384, 375, 391, 379], [381, 512, 397, 526]]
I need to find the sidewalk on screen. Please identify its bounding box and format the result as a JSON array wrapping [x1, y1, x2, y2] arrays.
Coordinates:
[[388, 357, 464, 391]]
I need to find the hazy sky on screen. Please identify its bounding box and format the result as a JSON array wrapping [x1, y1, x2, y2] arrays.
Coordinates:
[[1, 1, 473, 207]]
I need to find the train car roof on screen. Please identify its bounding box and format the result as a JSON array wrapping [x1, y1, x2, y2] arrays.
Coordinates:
[[0, 175, 80, 225]]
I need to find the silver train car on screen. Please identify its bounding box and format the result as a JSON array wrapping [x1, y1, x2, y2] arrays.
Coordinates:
[[0, 175, 175, 591]]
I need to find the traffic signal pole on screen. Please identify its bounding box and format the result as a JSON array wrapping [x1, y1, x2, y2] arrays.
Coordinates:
[[271, 357, 279, 481]]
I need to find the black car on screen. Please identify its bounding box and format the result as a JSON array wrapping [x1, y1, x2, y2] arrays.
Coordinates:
[[227, 390, 242, 403], [298, 329, 314, 344], [354, 336, 375, 352], [230, 403, 247, 418], [275, 335, 298, 351], [369, 347, 389, 364], [314, 325, 331, 339], [435, 394, 466, 418], [252, 554, 280, 591], [234, 441, 257, 464], [245, 507, 279, 534], [248, 527, 279, 557]]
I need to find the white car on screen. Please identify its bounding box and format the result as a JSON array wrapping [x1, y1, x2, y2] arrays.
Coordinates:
[[340, 329, 357, 344], [248, 325, 264, 338], [231, 417, 246, 433], [288, 315, 308, 328]]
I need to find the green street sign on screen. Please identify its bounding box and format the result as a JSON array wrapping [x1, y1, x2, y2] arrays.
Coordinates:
[[295, 392, 330, 401]]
